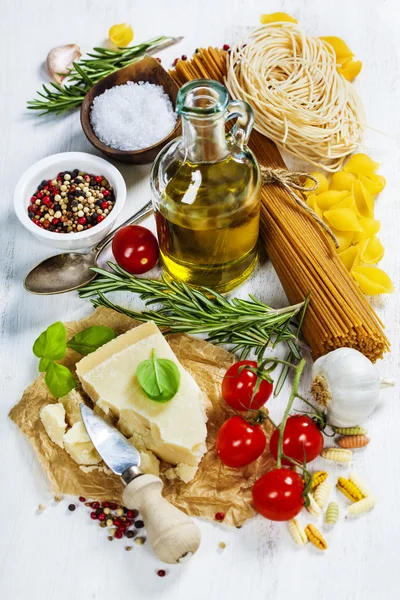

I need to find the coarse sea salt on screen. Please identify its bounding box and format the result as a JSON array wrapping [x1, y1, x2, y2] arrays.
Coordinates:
[[90, 81, 177, 151]]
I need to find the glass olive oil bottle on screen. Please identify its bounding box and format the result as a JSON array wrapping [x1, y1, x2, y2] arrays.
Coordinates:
[[151, 80, 261, 292]]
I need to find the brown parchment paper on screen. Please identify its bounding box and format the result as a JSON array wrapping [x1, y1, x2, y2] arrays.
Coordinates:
[[9, 307, 275, 526]]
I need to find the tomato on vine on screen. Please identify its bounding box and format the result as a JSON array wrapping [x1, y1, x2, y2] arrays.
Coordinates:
[[269, 415, 324, 466], [112, 225, 159, 275], [252, 468, 304, 521], [221, 360, 273, 411], [216, 415, 266, 468]]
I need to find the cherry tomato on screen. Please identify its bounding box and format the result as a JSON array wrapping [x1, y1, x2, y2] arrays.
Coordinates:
[[252, 468, 304, 521], [221, 360, 273, 411], [216, 415, 266, 468], [269, 415, 324, 466], [112, 225, 159, 275]]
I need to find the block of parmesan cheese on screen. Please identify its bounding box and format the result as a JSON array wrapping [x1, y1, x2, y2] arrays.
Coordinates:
[[76, 322, 207, 480]]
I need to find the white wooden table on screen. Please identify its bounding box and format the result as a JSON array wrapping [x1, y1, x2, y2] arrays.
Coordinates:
[[1, 1, 399, 598]]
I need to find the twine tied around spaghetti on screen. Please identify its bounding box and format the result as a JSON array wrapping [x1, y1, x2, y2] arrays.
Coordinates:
[[260, 167, 339, 248]]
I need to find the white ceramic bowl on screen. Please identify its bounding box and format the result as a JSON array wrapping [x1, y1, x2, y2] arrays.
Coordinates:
[[14, 152, 126, 250]]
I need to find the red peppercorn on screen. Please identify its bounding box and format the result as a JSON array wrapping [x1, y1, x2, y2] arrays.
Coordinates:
[[157, 570, 166, 577], [109, 502, 117, 510], [114, 530, 123, 539], [37, 191, 44, 199], [42, 197, 51, 205], [79, 496, 86, 502], [223, 44, 230, 51], [30, 196, 37, 204], [43, 220, 50, 229], [52, 218, 59, 225], [113, 518, 122, 527], [78, 217, 87, 225], [90, 512, 98, 520], [95, 175, 103, 183], [102, 501, 110, 508], [156, 57, 161, 63], [181, 55, 187, 60], [43, 185, 49, 191], [103, 190, 110, 197], [28, 205, 35, 213], [98, 513, 106, 522], [173, 58, 179, 66], [91, 501, 100, 509], [97, 215, 105, 223], [101, 201, 109, 210], [215, 512, 225, 522]]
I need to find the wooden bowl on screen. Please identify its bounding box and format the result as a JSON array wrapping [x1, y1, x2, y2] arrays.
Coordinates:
[[80, 57, 181, 164]]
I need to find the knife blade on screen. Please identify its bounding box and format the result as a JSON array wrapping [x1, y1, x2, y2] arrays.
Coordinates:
[[80, 404, 141, 483]]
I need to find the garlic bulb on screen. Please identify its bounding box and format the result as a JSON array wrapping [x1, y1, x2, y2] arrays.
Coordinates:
[[46, 44, 82, 84], [311, 348, 380, 427]]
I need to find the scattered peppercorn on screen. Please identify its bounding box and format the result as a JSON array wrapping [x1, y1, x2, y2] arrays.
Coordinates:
[[157, 569, 166, 577], [68, 504, 76, 512], [126, 530, 136, 539], [114, 530, 123, 539], [215, 512, 225, 522], [100, 522, 107, 528], [135, 520, 144, 529], [90, 511, 97, 520], [54, 495, 63, 503], [219, 542, 226, 549], [38, 503, 46, 511], [79, 496, 86, 503], [181, 55, 187, 61], [223, 44, 230, 51], [173, 57, 179, 66], [134, 537, 146, 545], [125, 546, 132, 551], [126, 509, 138, 519], [108, 536, 113, 541]]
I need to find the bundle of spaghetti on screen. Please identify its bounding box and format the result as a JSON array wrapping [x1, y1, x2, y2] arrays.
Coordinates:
[[170, 49, 389, 361], [225, 23, 365, 172]]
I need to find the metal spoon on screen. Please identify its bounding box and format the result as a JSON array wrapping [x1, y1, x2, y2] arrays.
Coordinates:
[[24, 201, 153, 295]]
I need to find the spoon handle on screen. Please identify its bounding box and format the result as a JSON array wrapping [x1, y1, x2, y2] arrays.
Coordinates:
[[93, 201, 153, 258]]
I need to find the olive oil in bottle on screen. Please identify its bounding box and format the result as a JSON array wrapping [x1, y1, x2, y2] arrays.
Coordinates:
[[151, 80, 261, 292]]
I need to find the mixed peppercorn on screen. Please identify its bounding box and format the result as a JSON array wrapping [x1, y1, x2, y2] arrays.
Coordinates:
[[27, 169, 115, 233]]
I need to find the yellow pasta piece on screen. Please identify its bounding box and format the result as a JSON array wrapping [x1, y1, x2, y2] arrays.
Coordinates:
[[352, 218, 381, 242], [332, 229, 354, 252], [335, 196, 359, 214], [352, 180, 374, 218], [304, 172, 329, 196], [347, 496, 376, 517], [306, 493, 322, 517], [319, 36, 354, 60], [325, 502, 339, 525], [316, 190, 349, 211], [288, 519, 308, 546], [338, 245, 360, 272], [314, 479, 331, 509], [306, 194, 323, 218], [304, 524, 327, 550], [358, 174, 386, 196], [334, 426, 367, 436], [310, 471, 328, 490], [321, 448, 352, 462], [324, 207, 362, 232], [351, 266, 394, 295], [260, 12, 297, 24], [349, 472, 372, 498], [337, 477, 364, 502], [343, 153, 379, 177], [357, 236, 384, 264], [338, 57, 362, 82], [330, 171, 357, 191]]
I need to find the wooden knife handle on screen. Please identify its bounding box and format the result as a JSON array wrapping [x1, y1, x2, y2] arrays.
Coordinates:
[[122, 474, 201, 564]]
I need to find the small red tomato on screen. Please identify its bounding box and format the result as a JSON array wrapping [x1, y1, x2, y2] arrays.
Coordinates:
[[216, 415, 266, 468], [269, 415, 324, 466], [252, 468, 304, 521], [221, 360, 273, 411], [112, 225, 159, 275]]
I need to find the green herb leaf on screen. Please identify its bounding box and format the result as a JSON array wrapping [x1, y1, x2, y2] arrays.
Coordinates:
[[67, 326, 117, 355], [33, 322, 67, 360], [136, 349, 180, 403], [44, 362, 76, 398], [38, 358, 52, 373]]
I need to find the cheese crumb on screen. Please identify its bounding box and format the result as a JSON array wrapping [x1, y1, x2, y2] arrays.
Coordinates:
[[40, 403, 67, 448]]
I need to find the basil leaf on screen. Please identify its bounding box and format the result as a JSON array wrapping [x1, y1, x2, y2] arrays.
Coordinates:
[[45, 362, 77, 398], [136, 349, 180, 403], [38, 357, 52, 372], [33, 321, 66, 360], [67, 326, 117, 355]]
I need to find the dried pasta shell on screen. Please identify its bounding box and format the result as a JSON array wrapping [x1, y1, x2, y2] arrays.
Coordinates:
[[306, 194, 323, 218], [314, 480, 331, 509], [288, 519, 308, 546], [316, 190, 349, 211], [349, 472, 372, 497], [332, 229, 354, 252], [335, 196, 360, 214], [330, 171, 357, 191], [343, 153, 379, 177], [310, 471, 328, 490], [338, 245, 360, 272], [352, 218, 381, 242], [260, 12, 297, 24], [319, 36, 354, 60], [351, 266, 394, 295], [304, 524, 327, 550], [306, 493, 322, 517], [357, 236, 384, 264], [334, 426, 367, 436], [325, 502, 339, 525], [358, 174, 386, 196], [304, 172, 329, 196], [347, 496, 376, 516], [352, 180, 374, 218], [324, 207, 362, 232], [338, 435, 370, 449], [337, 477, 364, 502], [338, 57, 362, 82], [321, 448, 352, 462]]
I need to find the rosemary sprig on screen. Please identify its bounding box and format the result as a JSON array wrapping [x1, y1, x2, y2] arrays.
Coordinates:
[[27, 36, 180, 116], [79, 263, 308, 363]]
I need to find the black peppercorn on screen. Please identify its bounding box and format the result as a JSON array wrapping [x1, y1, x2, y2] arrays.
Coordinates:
[[135, 520, 144, 529], [68, 504, 76, 512]]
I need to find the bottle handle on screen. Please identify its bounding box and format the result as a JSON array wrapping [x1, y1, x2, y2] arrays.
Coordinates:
[[225, 99, 254, 148]]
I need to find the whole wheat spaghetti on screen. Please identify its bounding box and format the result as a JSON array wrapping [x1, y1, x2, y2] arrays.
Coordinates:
[[225, 23, 365, 172], [170, 48, 389, 361]]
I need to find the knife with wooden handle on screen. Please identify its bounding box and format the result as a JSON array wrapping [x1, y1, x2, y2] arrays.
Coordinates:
[[80, 404, 201, 564]]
